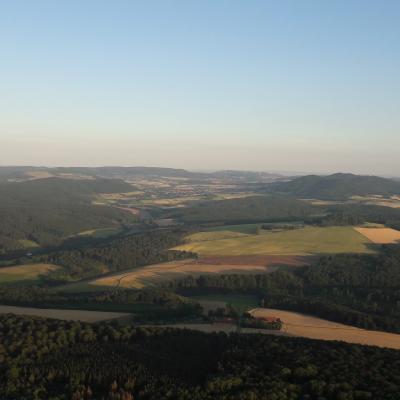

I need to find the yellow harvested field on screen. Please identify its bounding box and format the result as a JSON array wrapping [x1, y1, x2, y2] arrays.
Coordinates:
[[89, 259, 278, 290], [0, 305, 130, 322], [0, 263, 59, 283], [354, 227, 400, 244], [249, 308, 400, 349]]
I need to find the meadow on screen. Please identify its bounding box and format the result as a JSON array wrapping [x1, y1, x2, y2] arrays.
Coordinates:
[[174, 226, 373, 257], [76, 227, 122, 238], [189, 294, 259, 315], [0, 263, 59, 283]]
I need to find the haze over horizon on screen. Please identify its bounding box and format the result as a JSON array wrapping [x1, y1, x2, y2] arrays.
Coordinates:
[[1, 1, 399, 175]]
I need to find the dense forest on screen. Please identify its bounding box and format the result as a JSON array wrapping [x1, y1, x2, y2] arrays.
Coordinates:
[[168, 245, 400, 333], [323, 203, 400, 230], [167, 195, 318, 223], [0, 178, 137, 252], [32, 229, 196, 283], [1, 314, 400, 400], [269, 173, 400, 200]]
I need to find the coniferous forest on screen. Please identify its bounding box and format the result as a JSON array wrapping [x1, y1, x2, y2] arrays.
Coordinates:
[[2, 313, 400, 400]]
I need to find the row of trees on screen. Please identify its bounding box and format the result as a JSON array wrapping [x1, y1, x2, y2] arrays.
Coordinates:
[[0, 287, 202, 322]]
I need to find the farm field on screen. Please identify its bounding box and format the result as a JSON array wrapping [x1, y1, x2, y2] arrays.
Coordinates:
[[0, 263, 59, 283], [354, 227, 400, 244], [190, 294, 259, 315], [174, 226, 374, 257], [0, 305, 130, 322], [249, 308, 400, 349], [60, 257, 291, 292], [351, 195, 400, 208]]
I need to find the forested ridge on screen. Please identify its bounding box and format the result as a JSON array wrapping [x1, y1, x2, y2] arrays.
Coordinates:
[[0, 178, 137, 252], [167, 195, 318, 223], [270, 173, 400, 200], [1, 314, 400, 400], [324, 203, 400, 230]]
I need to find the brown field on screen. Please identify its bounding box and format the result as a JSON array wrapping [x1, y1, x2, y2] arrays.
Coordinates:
[[75, 257, 289, 291], [249, 308, 400, 349], [354, 227, 400, 244], [0, 305, 130, 322]]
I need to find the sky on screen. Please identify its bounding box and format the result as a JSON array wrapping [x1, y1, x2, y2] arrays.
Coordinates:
[[0, 0, 399, 175]]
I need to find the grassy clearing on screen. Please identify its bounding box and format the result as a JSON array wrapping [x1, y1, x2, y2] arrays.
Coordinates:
[[174, 226, 373, 257], [0, 263, 60, 283], [190, 294, 259, 314], [77, 227, 121, 238], [18, 239, 39, 248], [354, 227, 400, 244]]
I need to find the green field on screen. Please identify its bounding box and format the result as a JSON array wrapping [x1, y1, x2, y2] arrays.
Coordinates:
[[186, 224, 262, 243], [76, 227, 122, 238], [190, 294, 259, 314], [174, 226, 374, 256], [0, 263, 60, 284], [18, 239, 40, 248]]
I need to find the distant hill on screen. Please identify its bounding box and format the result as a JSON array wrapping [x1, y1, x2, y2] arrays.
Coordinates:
[[0, 166, 283, 182], [0, 177, 133, 206], [167, 195, 317, 223], [0, 178, 137, 253], [270, 173, 400, 200], [210, 170, 282, 181], [0, 166, 201, 181], [54, 166, 201, 179]]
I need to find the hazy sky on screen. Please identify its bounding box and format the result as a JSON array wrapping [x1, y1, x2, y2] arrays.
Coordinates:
[[1, 1, 399, 174]]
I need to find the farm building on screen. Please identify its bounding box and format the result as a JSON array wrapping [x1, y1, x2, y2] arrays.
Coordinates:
[[255, 316, 281, 323]]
